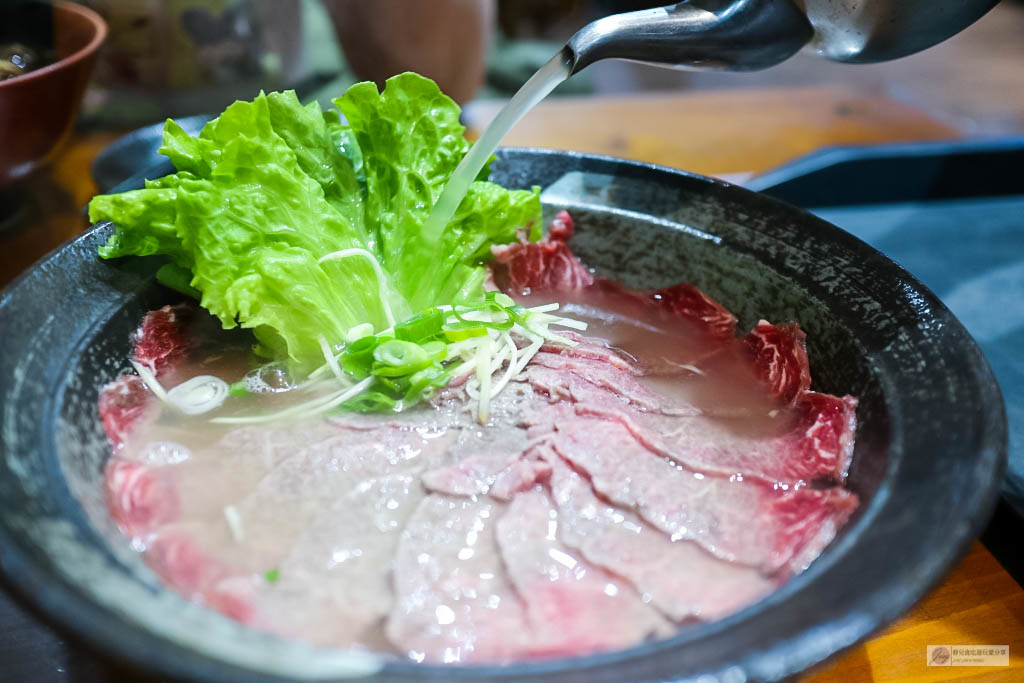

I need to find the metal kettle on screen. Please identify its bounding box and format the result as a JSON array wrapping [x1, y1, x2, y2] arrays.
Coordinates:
[[564, 0, 999, 75]]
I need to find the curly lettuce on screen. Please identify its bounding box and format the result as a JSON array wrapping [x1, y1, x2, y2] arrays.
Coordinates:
[[89, 73, 541, 370]]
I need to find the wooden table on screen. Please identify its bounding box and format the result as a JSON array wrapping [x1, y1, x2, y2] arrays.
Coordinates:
[[2, 85, 1021, 681], [463, 85, 964, 176]]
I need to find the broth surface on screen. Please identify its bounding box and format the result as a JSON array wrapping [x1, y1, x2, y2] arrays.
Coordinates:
[[101, 283, 857, 662]]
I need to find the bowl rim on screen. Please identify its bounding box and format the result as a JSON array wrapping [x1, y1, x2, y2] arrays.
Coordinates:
[[0, 0, 108, 90], [0, 146, 1009, 682]]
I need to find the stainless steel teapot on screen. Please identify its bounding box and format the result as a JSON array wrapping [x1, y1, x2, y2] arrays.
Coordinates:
[[564, 0, 999, 74]]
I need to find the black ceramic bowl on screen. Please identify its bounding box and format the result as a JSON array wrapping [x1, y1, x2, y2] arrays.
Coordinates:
[[0, 149, 1007, 682]]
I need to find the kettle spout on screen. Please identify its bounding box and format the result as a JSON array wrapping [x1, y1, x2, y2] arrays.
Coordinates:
[[565, 0, 814, 76]]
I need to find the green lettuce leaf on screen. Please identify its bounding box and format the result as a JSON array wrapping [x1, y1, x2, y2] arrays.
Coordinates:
[[89, 73, 541, 370], [92, 174, 191, 266], [334, 74, 541, 312]]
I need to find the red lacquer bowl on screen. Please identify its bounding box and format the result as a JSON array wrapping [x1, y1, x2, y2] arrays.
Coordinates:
[[0, 1, 107, 185]]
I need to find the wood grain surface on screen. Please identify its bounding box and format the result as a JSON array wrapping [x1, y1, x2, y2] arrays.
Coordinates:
[[0, 130, 117, 289], [804, 544, 1024, 681], [463, 85, 961, 176], [1, 85, 1019, 682]]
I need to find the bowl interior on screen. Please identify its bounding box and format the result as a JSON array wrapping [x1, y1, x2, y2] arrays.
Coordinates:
[[0, 1, 105, 81], [0, 149, 1006, 683]]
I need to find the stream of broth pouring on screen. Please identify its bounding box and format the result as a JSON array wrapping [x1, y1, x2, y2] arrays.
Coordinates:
[[420, 50, 573, 242]]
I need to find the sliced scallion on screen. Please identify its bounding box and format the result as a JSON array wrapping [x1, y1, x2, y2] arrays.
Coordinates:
[[395, 308, 444, 343], [167, 375, 229, 415]]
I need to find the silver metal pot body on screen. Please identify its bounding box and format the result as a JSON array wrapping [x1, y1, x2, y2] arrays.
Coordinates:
[[565, 0, 999, 74], [797, 0, 999, 63]]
